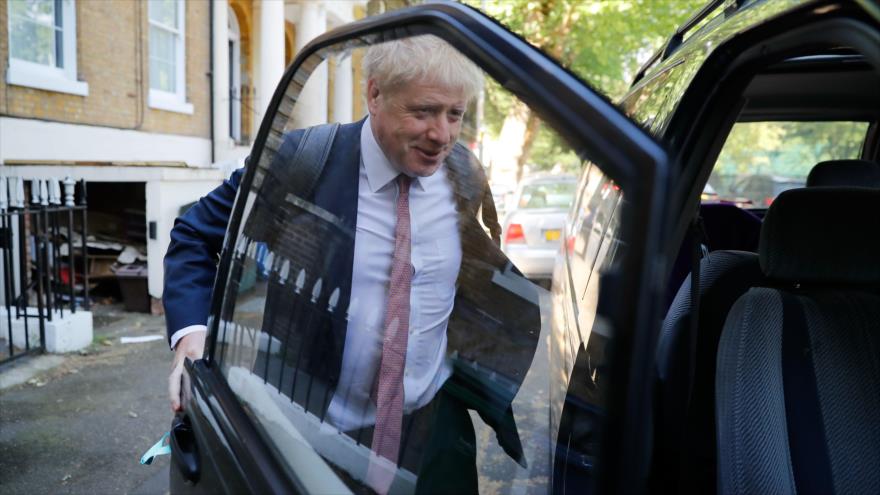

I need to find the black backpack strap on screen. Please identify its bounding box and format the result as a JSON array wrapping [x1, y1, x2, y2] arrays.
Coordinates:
[[781, 290, 835, 495], [287, 122, 340, 199]]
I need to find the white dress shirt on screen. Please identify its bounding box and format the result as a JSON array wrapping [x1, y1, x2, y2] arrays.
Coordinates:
[[326, 117, 461, 431]]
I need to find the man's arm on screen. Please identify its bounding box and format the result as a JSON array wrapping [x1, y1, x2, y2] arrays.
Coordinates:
[[164, 167, 244, 344], [164, 167, 243, 411]]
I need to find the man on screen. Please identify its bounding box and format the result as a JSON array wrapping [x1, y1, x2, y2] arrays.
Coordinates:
[[165, 35, 539, 493]]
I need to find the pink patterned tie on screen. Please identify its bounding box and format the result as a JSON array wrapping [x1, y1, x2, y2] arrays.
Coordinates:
[[371, 174, 412, 473]]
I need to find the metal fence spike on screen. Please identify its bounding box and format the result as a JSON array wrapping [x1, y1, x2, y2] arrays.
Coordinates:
[[279, 259, 290, 283], [311, 278, 323, 303], [39, 180, 49, 206], [63, 176, 76, 206], [31, 179, 40, 204], [294, 269, 306, 293], [12, 177, 24, 208], [328, 288, 340, 313], [49, 179, 62, 205]]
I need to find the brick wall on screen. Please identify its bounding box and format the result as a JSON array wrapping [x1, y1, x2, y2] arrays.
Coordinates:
[[0, 0, 210, 138]]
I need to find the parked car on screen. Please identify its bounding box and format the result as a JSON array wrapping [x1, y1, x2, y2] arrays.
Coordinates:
[[490, 182, 516, 218], [729, 173, 805, 207], [172, 1, 880, 494], [501, 175, 577, 283]]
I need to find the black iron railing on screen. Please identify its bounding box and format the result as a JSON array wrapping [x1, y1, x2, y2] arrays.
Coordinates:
[[1, 176, 89, 365]]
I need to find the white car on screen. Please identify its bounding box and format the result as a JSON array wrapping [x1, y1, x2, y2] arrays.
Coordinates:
[[501, 175, 577, 283]]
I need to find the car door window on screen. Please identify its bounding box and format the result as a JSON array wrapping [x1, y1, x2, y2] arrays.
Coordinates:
[[708, 121, 869, 207], [204, 8, 670, 493], [212, 39, 562, 494]]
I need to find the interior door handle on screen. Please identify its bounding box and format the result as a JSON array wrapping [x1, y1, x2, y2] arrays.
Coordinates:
[[171, 414, 200, 484]]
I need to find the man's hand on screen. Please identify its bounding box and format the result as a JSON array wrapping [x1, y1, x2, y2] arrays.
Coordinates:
[[169, 331, 206, 412]]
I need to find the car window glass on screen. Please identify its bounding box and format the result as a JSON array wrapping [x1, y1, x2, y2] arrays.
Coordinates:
[[518, 181, 576, 209], [565, 166, 620, 302], [211, 34, 629, 495], [707, 121, 869, 207], [620, 67, 677, 133], [552, 165, 625, 493]]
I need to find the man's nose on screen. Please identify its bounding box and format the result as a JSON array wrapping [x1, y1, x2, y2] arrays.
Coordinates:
[[425, 116, 451, 144]]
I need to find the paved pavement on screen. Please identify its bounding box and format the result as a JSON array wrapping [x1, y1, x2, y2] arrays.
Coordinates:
[[0, 305, 174, 495]]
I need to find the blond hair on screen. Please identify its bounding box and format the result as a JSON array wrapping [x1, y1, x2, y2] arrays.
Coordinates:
[[363, 35, 483, 103]]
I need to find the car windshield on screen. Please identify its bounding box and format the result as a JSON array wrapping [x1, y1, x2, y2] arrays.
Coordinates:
[[519, 182, 576, 209]]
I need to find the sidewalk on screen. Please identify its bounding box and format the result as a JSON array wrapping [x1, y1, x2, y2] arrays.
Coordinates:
[[0, 305, 174, 495]]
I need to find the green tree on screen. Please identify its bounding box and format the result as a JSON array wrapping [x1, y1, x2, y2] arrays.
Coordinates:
[[467, 0, 704, 178]]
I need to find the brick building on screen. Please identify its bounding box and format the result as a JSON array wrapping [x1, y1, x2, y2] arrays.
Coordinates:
[[0, 0, 368, 308]]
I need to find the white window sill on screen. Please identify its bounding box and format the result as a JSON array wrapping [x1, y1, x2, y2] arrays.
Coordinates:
[[148, 90, 194, 115], [6, 61, 89, 96]]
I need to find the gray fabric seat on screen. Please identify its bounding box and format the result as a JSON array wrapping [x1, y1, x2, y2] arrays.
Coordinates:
[[715, 187, 880, 495], [654, 250, 763, 493], [654, 160, 880, 493]]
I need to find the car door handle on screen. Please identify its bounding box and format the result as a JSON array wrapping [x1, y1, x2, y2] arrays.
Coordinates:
[[171, 414, 200, 484]]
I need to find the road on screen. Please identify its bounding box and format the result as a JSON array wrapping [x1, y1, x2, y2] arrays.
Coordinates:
[[0, 305, 173, 495]]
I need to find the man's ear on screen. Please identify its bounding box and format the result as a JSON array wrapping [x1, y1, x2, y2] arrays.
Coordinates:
[[366, 78, 381, 115]]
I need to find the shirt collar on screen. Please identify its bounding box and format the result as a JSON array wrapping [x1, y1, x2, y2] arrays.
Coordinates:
[[360, 116, 430, 193]]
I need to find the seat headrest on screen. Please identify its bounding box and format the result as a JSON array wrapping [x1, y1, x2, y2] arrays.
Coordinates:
[[806, 159, 880, 188], [759, 187, 880, 285]]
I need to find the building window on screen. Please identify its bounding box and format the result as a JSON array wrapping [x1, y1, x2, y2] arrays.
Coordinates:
[[6, 0, 88, 96], [148, 0, 192, 114]]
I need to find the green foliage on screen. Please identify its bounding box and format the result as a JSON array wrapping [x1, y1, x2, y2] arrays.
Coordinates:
[[714, 121, 869, 177], [471, 0, 704, 99], [465, 0, 704, 171]]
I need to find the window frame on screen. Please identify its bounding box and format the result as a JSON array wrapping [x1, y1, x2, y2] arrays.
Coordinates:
[[148, 0, 192, 114], [6, 0, 88, 96]]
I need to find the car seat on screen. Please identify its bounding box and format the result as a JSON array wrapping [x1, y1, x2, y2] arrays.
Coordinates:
[[806, 159, 880, 187], [664, 204, 762, 309], [653, 159, 880, 493], [715, 187, 880, 495]]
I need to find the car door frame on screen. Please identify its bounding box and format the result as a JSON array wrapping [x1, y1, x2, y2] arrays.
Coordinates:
[[188, 3, 674, 493]]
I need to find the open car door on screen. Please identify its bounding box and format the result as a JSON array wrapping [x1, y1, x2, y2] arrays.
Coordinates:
[[172, 3, 673, 494]]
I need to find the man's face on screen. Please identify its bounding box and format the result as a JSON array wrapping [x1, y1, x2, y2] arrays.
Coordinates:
[[367, 78, 467, 177]]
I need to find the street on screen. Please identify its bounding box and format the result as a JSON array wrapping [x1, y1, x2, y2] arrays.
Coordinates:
[[0, 305, 172, 495]]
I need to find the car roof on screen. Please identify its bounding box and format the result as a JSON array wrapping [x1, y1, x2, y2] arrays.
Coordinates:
[[631, 0, 819, 89]]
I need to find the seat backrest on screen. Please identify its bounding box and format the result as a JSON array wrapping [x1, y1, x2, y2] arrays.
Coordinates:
[[654, 250, 763, 492], [655, 160, 879, 493], [664, 203, 762, 309], [716, 187, 880, 495], [806, 159, 880, 187]]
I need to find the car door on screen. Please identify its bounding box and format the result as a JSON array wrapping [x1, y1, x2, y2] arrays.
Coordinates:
[[172, 3, 672, 494]]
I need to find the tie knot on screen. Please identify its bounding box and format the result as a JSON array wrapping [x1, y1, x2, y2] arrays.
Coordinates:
[[397, 174, 412, 195]]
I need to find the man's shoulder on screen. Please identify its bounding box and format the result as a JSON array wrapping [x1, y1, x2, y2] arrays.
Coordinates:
[[447, 142, 490, 199], [277, 119, 364, 155]]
